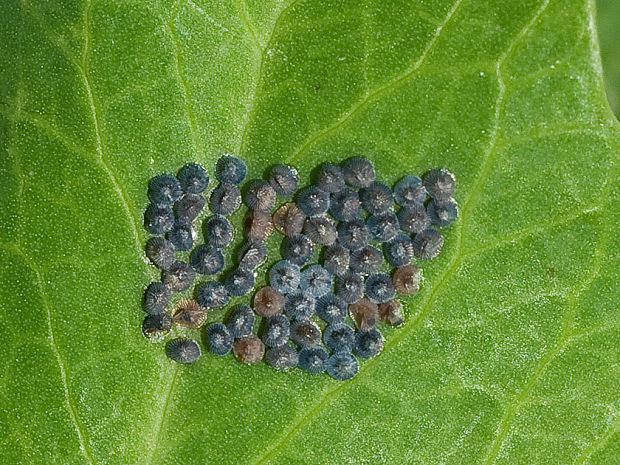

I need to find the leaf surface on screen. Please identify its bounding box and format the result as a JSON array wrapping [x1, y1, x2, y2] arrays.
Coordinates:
[[0, 0, 618, 464]]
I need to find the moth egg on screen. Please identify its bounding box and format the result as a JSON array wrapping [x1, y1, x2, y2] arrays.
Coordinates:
[[350, 245, 383, 275], [225, 305, 255, 338], [261, 315, 291, 348], [190, 244, 225, 275], [166, 222, 195, 251], [335, 271, 365, 304], [172, 298, 208, 329], [322, 244, 350, 277], [215, 155, 247, 185], [205, 215, 234, 248], [315, 163, 345, 193], [298, 346, 329, 374], [300, 265, 333, 298], [144, 281, 171, 315], [142, 313, 172, 341], [206, 323, 233, 355], [367, 212, 400, 243], [178, 163, 209, 194], [197, 282, 230, 309], [237, 241, 268, 271], [272, 202, 306, 237], [315, 293, 348, 325], [265, 344, 299, 371], [412, 228, 444, 260], [146, 237, 176, 271], [282, 234, 314, 266], [303, 215, 338, 246], [244, 210, 274, 243], [167, 338, 201, 364], [349, 297, 379, 331], [209, 183, 242, 216], [397, 204, 431, 234], [329, 188, 361, 222], [423, 169, 456, 200], [297, 185, 330, 217], [365, 272, 396, 303], [342, 157, 375, 189], [224, 268, 256, 297], [253, 286, 286, 317], [323, 323, 356, 353], [268, 164, 300, 196], [326, 352, 359, 380], [269, 260, 301, 295], [359, 181, 393, 215], [427, 198, 458, 228], [163, 261, 196, 292], [244, 180, 277, 212], [290, 320, 322, 348], [393, 175, 427, 207], [284, 290, 316, 321], [392, 264, 421, 295], [233, 335, 265, 364], [337, 219, 369, 251], [148, 174, 182, 206], [144, 204, 175, 235], [384, 234, 414, 267], [354, 328, 385, 359], [174, 193, 205, 224], [378, 299, 405, 327]]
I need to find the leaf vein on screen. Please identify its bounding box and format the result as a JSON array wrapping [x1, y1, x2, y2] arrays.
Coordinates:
[[2, 242, 95, 465], [284, 0, 466, 164]]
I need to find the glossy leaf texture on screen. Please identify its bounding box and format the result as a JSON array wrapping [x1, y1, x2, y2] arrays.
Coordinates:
[[0, 1, 618, 464]]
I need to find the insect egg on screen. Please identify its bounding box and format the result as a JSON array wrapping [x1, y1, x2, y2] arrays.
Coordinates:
[[350, 245, 383, 275], [197, 282, 230, 309], [237, 241, 268, 270], [315, 163, 345, 193], [224, 268, 256, 297], [365, 272, 396, 303], [269, 260, 301, 295], [163, 261, 196, 291], [298, 346, 329, 374], [266, 344, 299, 371], [326, 352, 359, 380], [144, 282, 171, 314], [284, 290, 316, 321], [174, 193, 205, 223], [300, 265, 333, 298], [215, 155, 247, 185], [290, 320, 322, 347], [172, 299, 208, 329], [190, 244, 225, 275], [244, 180, 277, 212], [205, 215, 234, 248], [282, 234, 314, 266], [324, 323, 356, 353], [342, 157, 375, 188], [384, 233, 414, 267], [178, 163, 209, 194], [337, 219, 369, 251], [166, 222, 195, 251], [144, 204, 175, 235], [148, 174, 182, 206], [359, 181, 393, 215], [393, 175, 427, 207], [272, 202, 306, 237], [427, 198, 458, 227], [209, 183, 242, 216], [423, 169, 456, 200], [378, 299, 405, 327], [397, 204, 431, 234], [244, 210, 274, 243], [297, 186, 330, 217], [233, 335, 265, 364], [412, 228, 444, 260], [206, 323, 233, 355], [145, 237, 176, 271], [142, 313, 172, 341], [167, 338, 202, 363], [335, 272, 365, 304], [261, 315, 291, 348], [253, 286, 285, 317], [315, 293, 348, 324], [322, 244, 350, 277], [367, 212, 400, 243], [226, 305, 255, 338], [268, 164, 299, 196], [354, 328, 384, 359], [392, 264, 421, 295], [329, 188, 361, 222], [303, 215, 337, 246], [349, 297, 379, 331]]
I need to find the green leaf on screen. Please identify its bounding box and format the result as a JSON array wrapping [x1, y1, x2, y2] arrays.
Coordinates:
[[0, 0, 618, 464], [597, 0, 620, 116]]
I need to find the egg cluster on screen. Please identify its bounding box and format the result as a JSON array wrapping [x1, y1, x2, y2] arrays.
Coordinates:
[[142, 156, 457, 380]]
